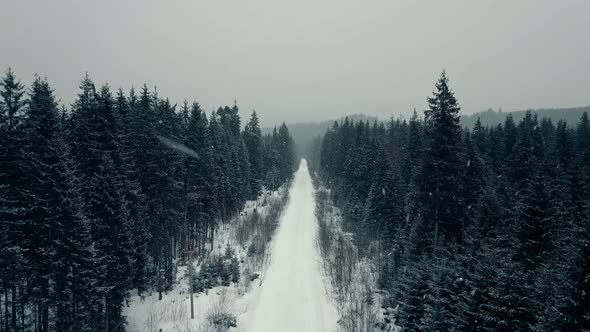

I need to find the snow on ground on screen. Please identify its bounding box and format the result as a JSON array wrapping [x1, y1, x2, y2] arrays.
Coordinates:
[[125, 160, 338, 331], [238, 160, 339, 332], [124, 265, 241, 332], [315, 184, 401, 332], [124, 188, 286, 332]]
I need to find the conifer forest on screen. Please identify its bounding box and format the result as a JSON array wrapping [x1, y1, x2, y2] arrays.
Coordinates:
[[0, 69, 296, 331], [309, 71, 590, 331], [1, 1, 589, 331]]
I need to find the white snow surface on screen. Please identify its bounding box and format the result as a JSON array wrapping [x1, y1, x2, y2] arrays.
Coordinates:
[[239, 159, 339, 332], [125, 160, 338, 331]]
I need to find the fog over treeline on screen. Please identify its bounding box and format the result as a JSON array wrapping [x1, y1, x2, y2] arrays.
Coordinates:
[[1, 0, 589, 126], [1, 1, 590, 331]]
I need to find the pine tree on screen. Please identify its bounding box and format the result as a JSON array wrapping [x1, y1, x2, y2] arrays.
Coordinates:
[[218, 105, 249, 211], [70, 78, 133, 330], [22, 76, 65, 332], [472, 117, 488, 156], [243, 110, 263, 198], [421, 70, 464, 249], [362, 145, 404, 249], [113, 88, 150, 297], [184, 103, 216, 252], [153, 97, 183, 291], [209, 110, 231, 221], [395, 260, 429, 331], [263, 127, 281, 191], [277, 122, 296, 184], [513, 171, 553, 272], [23, 77, 97, 331], [0, 68, 28, 332], [420, 256, 463, 332], [0, 68, 26, 130]]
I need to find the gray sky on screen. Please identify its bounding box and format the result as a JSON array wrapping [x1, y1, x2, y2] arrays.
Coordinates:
[[1, 0, 589, 126]]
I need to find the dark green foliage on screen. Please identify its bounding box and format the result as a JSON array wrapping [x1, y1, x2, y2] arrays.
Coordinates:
[[184, 103, 217, 252], [0, 69, 295, 330], [421, 71, 464, 248], [312, 70, 590, 331], [244, 110, 264, 198], [192, 251, 240, 293], [0, 68, 29, 332], [262, 123, 296, 190], [461, 105, 590, 129]]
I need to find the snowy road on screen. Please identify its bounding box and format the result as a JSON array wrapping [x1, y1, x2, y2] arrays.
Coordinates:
[[241, 159, 338, 332]]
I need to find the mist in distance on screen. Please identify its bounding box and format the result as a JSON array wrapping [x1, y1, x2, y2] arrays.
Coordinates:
[[1, 0, 589, 126]]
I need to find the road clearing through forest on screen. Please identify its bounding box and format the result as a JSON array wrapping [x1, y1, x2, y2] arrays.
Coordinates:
[[241, 159, 338, 332]]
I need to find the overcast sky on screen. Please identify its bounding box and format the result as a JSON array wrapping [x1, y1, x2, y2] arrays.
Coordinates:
[[1, 0, 589, 126]]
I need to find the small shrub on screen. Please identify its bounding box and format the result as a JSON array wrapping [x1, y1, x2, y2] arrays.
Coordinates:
[[193, 251, 241, 293], [207, 311, 237, 329]]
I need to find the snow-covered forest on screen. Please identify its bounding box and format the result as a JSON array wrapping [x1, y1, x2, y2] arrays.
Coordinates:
[[2, 0, 590, 330], [308, 71, 590, 331], [1, 68, 589, 332], [0, 68, 296, 331]]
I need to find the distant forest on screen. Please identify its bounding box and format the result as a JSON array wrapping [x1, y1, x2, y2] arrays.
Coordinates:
[[461, 105, 590, 129], [0, 68, 295, 331], [309, 71, 590, 330], [263, 114, 377, 158], [281, 106, 590, 160]]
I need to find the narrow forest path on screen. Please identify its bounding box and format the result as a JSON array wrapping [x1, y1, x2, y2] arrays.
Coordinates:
[[241, 159, 338, 332]]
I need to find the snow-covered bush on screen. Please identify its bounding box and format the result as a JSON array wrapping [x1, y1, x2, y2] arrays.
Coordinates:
[[206, 311, 237, 330], [234, 190, 287, 269], [315, 184, 382, 332], [203, 289, 237, 332], [193, 249, 240, 293]]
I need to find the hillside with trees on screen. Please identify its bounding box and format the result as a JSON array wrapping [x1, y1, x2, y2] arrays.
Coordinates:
[[0, 68, 295, 331], [263, 114, 377, 159], [312, 71, 590, 331], [461, 105, 590, 129]]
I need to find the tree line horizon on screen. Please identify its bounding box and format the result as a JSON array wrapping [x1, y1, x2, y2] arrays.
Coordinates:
[[309, 70, 590, 330], [0, 68, 296, 331]]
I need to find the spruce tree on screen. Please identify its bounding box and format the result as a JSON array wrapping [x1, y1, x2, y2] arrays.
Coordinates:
[[209, 110, 231, 221], [243, 110, 264, 198], [184, 103, 216, 252], [24, 78, 97, 331], [277, 122, 296, 183], [0, 68, 26, 130], [0, 68, 28, 332], [421, 70, 464, 249], [70, 78, 133, 330]]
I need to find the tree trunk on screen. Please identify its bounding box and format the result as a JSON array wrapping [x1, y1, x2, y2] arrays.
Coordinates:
[[105, 297, 108, 332], [11, 285, 16, 331], [4, 287, 9, 332], [42, 283, 49, 332], [158, 261, 163, 301], [210, 224, 215, 252], [20, 281, 24, 332], [1, 289, 3, 332], [36, 303, 40, 332]]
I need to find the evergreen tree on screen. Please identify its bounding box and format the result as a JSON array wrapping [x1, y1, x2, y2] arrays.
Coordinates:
[[184, 103, 216, 252], [243, 110, 263, 198], [421, 70, 464, 249], [113, 88, 150, 297], [70, 78, 133, 330], [277, 122, 296, 184], [0, 68, 26, 130], [0, 67, 293, 330], [0, 68, 28, 332], [209, 110, 232, 221], [314, 71, 590, 331]]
